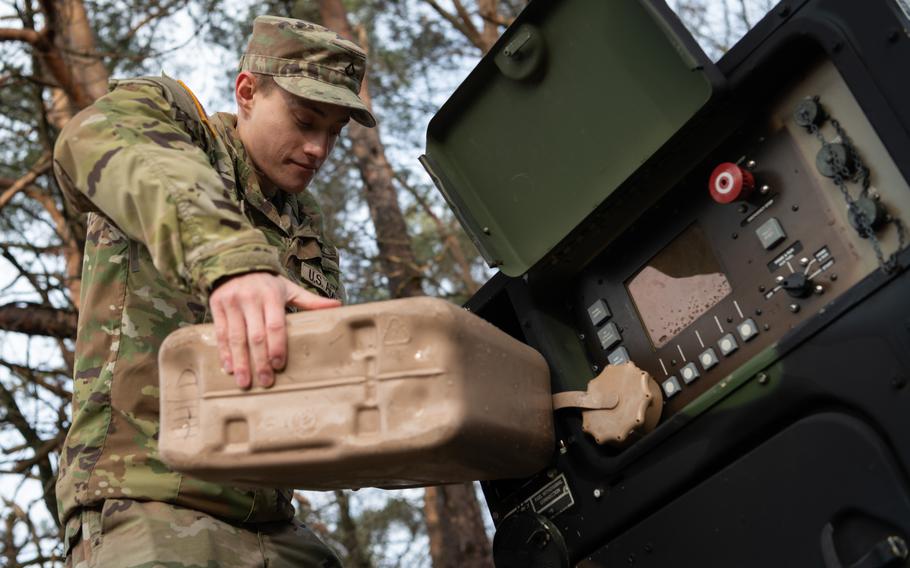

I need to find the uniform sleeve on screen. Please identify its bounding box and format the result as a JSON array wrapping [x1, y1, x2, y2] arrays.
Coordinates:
[[53, 82, 283, 299]]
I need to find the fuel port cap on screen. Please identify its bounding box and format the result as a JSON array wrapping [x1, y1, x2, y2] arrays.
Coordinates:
[[709, 162, 755, 204]]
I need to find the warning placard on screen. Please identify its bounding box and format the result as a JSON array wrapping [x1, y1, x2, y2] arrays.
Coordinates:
[[506, 473, 575, 520]]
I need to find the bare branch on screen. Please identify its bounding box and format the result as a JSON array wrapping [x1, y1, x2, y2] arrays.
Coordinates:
[[422, 0, 485, 51], [0, 380, 59, 524], [478, 9, 513, 28], [0, 360, 69, 398], [0, 242, 65, 256], [738, 0, 753, 29], [451, 0, 478, 30], [0, 249, 52, 309], [0, 152, 51, 211], [0, 26, 40, 43], [10, 433, 64, 474], [0, 303, 77, 339], [122, 0, 188, 42]]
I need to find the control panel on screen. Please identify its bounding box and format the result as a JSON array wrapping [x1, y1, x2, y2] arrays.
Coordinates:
[[574, 59, 910, 417], [452, 2, 910, 564]]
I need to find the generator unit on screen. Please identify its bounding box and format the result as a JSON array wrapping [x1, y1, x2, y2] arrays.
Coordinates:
[[421, 0, 910, 565]]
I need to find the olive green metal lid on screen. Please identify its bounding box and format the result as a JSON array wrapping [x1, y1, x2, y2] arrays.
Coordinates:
[[421, 0, 721, 277]]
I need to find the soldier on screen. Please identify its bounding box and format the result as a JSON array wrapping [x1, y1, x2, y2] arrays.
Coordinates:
[[52, 15, 375, 567]]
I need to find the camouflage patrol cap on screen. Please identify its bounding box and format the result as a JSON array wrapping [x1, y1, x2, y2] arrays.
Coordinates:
[[240, 15, 376, 127]]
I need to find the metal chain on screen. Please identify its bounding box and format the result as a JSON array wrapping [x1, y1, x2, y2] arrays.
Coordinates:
[[799, 105, 905, 272]]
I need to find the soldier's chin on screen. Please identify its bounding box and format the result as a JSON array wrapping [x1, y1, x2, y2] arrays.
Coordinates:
[[276, 170, 313, 193]]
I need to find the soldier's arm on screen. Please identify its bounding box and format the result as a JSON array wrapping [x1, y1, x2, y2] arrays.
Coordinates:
[[53, 82, 339, 387], [52, 81, 282, 297]]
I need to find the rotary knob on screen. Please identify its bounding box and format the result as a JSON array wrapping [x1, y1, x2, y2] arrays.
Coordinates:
[[781, 272, 812, 298], [709, 162, 755, 204]]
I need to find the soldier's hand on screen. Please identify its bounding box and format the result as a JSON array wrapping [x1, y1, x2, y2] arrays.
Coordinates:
[[210, 272, 341, 389]]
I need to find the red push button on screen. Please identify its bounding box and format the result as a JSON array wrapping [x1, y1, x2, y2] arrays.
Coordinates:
[[709, 162, 755, 204]]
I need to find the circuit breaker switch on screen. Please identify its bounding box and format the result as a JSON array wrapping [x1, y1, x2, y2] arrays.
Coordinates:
[[709, 162, 755, 204], [552, 362, 662, 445]]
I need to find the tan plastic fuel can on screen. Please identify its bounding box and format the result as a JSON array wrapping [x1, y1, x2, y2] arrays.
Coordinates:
[[158, 297, 554, 489]]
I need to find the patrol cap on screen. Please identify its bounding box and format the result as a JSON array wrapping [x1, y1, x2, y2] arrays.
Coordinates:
[[239, 15, 376, 128]]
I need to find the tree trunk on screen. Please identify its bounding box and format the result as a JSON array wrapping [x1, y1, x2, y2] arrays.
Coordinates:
[[317, 2, 494, 566], [347, 124, 424, 298], [0, 1, 103, 312], [319, 0, 424, 300], [45, 0, 109, 307], [333, 490, 373, 568], [47, 0, 110, 119], [0, 2, 108, 537], [425, 484, 494, 568]]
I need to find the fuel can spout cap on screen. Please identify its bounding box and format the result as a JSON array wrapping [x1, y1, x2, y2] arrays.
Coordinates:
[[551, 362, 662, 445], [709, 162, 755, 204]]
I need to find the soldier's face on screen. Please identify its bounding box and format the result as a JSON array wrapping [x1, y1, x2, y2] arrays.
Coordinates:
[[237, 73, 350, 193]]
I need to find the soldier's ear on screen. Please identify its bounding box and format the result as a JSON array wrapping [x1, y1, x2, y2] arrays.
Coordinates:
[[235, 71, 256, 116]]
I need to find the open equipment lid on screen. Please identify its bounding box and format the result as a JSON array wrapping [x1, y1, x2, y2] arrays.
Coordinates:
[[420, 0, 723, 277]]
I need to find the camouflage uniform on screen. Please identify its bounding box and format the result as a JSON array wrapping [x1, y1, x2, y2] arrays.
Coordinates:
[[53, 16, 374, 566], [64, 499, 338, 568]]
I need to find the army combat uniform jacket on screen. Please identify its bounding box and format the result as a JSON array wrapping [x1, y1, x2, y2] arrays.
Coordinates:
[[52, 75, 344, 531]]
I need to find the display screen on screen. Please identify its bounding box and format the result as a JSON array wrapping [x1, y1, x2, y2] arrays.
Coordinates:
[[627, 225, 732, 349]]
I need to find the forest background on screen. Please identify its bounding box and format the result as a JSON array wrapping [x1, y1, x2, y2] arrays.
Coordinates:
[[0, 0, 774, 565]]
